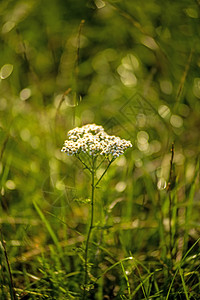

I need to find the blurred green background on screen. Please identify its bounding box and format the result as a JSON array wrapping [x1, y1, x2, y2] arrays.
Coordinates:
[[0, 0, 200, 298]]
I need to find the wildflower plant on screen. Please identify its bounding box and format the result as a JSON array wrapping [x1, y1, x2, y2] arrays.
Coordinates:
[[61, 124, 132, 297]]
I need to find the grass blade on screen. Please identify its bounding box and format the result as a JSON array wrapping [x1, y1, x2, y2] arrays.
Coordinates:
[[33, 201, 62, 255], [179, 267, 189, 300]]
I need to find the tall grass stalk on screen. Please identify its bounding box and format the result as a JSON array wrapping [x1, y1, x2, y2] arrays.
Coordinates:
[[0, 229, 17, 300], [167, 143, 175, 261]]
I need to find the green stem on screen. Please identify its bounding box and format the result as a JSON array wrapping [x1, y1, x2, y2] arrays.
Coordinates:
[[82, 156, 114, 298], [75, 154, 92, 173], [0, 229, 17, 300], [83, 158, 95, 298], [96, 156, 107, 170], [169, 192, 173, 260], [95, 158, 114, 188]]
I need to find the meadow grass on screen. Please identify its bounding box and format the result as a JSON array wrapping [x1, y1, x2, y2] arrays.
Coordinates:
[[1, 138, 199, 299], [1, 0, 200, 299]]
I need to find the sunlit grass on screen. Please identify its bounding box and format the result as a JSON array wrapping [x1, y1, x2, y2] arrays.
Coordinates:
[[1, 0, 200, 299]]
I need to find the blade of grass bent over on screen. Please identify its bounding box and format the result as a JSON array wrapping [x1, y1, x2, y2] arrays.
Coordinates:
[[121, 261, 131, 299], [33, 201, 63, 255]]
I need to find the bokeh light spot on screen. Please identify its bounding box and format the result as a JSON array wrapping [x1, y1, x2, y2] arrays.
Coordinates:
[[6, 180, 16, 190], [158, 105, 170, 118], [0, 64, 13, 79], [2, 21, 16, 33], [95, 0, 105, 9], [20, 128, 31, 141], [160, 80, 173, 95], [170, 115, 183, 128], [20, 88, 32, 101], [157, 178, 166, 190], [115, 181, 127, 192]]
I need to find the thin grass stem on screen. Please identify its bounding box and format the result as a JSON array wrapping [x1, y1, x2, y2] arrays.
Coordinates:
[[121, 261, 131, 299], [169, 192, 173, 260], [167, 143, 175, 261], [0, 229, 17, 300]]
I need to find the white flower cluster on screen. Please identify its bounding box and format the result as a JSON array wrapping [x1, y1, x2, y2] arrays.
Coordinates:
[[61, 124, 132, 158]]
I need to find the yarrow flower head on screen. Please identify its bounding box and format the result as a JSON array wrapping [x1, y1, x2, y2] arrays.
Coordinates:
[[61, 124, 132, 158]]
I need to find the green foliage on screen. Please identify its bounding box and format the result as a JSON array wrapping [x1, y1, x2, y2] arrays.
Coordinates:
[[0, 0, 200, 299]]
